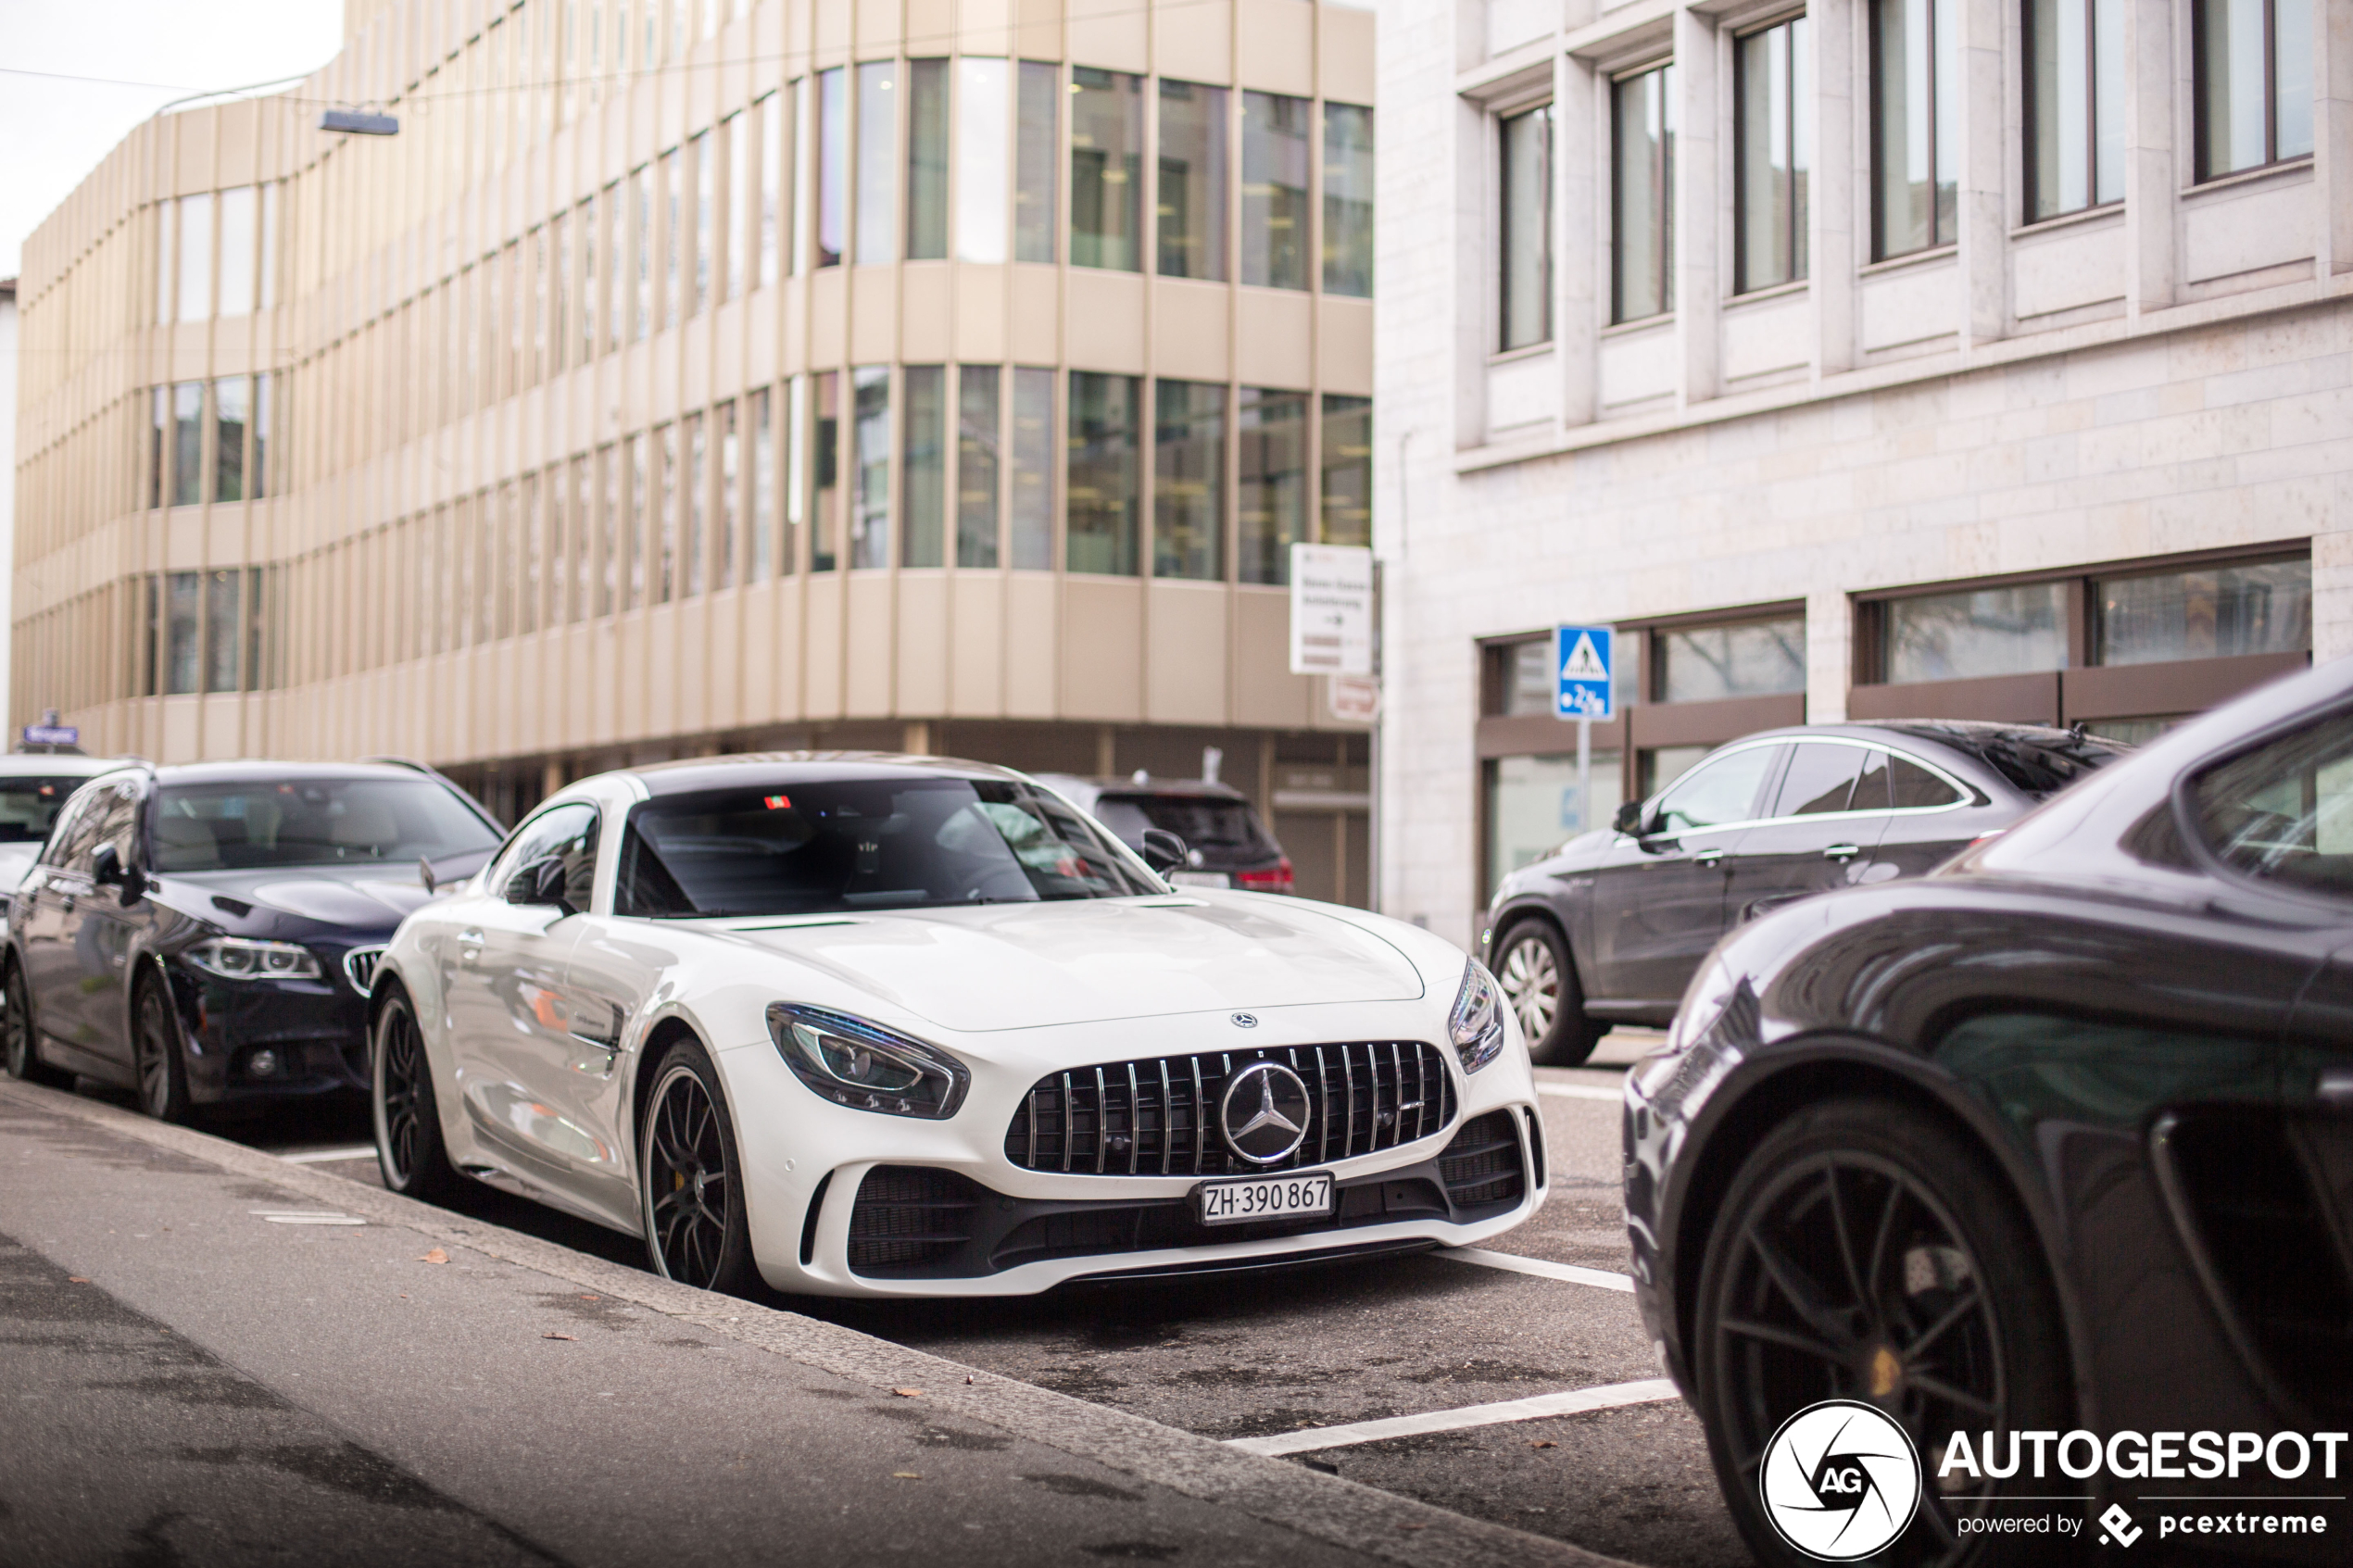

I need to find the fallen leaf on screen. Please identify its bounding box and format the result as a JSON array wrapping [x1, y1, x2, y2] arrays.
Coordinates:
[[963, 1375, 974, 1386], [1398, 1523, 1428, 1532], [892, 1472, 923, 1481], [419, 1248, 448, 1265], [891, 1387, 923, 1399], [580, 1294, 599, 1301], [543, 1332, 576, 1341], [68, 1276, 89, 1284], [1529, 1440, 1557, 1449]]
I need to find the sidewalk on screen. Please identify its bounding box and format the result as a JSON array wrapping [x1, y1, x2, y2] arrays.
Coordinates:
[[0, 1080, 1630, 1568]]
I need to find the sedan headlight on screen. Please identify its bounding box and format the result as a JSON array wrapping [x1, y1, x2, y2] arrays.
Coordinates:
[[1448, 960, 1507, 1075], [184, 937, 323, 981], [766, 1005, 971, 1119]]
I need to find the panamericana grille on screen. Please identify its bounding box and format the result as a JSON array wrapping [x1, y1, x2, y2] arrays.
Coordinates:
[[1003, 1042, 1456, 1177]]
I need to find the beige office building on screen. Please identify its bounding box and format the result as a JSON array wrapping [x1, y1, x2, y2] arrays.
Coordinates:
[[11, 0, 1378, 900]]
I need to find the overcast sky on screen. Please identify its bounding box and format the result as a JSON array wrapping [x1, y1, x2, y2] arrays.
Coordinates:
[[0, 0, 346, 278]]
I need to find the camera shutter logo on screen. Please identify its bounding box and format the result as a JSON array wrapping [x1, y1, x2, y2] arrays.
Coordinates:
[[1759, 1399, 1922, 1561]]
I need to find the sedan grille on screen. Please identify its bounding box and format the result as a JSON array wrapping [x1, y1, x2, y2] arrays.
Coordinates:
[[1003, 1042, 1456, 1177], [342, 946, 387, 994]]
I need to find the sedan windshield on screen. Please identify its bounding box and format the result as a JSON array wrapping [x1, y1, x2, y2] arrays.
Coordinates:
[[614, 777, 1163, 917], [0, 776, 94, 844], [153, 778, 501, 871]]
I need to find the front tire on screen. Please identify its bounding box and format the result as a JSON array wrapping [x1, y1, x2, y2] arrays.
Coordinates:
[[1494, 920, 1603, 1066], [3, 960, 66, 1086], [638, 1037, 758, 1296], [1692, 1098, 2072, 1568], [133, 974, 192, 1123], [372, 987, 463, 1201]]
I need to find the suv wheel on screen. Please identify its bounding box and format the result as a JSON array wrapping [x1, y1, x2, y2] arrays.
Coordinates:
[[1494, 921, 1602, 1066]]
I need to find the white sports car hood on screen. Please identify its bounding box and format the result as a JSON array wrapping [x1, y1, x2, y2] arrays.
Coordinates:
[[721, 895, 1428, 1032]]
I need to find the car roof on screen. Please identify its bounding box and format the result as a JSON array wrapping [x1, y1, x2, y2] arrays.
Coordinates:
[[0, 754, 132, 776], [625, 750, 1030, 797], [142, 759, 448, 785], [1033, 773, 1251, 801]]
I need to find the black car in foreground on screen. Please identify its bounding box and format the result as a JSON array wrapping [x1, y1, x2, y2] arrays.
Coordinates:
[[1627, 660, 2350, 1565], [1485, 721, 2126, 1062], [1, 761, 502, 1118]]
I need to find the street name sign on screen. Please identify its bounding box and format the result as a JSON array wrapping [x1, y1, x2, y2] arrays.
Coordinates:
[[1289, 545, 1374, 677]]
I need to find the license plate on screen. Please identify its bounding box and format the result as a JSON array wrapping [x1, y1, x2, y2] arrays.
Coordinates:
[[1194, 1171, 1335, 1225], [1169, 871, 1231, 889]]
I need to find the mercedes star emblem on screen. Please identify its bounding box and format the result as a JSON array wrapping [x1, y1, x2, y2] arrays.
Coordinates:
[[1229, 1012, 1258, 1028], [1218, 1060, 1312, 1165]]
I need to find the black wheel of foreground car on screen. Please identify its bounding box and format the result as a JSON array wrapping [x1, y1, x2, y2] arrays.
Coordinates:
[[3, 960, 67, 1087], [1494, 921, 1601, 1066], [640, 1038, 759, 1296], [373, 988, 463, 1201], [1692, 1097, 2071, 1568], [133, 974, 193, 1123]]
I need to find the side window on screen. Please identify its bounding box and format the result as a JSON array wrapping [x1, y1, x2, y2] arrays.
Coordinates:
[[1654, 746, 1782, 834], [92, 785, 143, 869], [1888, 753, 1967, 809], [42, 789, 106, 872], [496, 803, 601, 906], [2191, 709, 2353, 898], [1769, 744, 1865, 818]]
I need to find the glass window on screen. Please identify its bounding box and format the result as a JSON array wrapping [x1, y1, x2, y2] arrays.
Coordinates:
[[1501, 639, 1556, 717], [2096, 558, 2311, 666], [1320, 395, 1371, 548], [1770, 743, 1864, 817], [171, 383, 204, 507], [1237, 387, 1307, 585], [1010, 366, 1055, 570], [694, 132, 715, 313], [2192, 708, 2353, 897], [958, 365, 1001, 569], [1157, 80, 1228, 281], [1015, 60, 1059, 263], [906, 58, 950, 260], [155, 199, 176, 324], [205, 569, 242, 693], [1499, 105, 1553, 350], [1884, 584, 2067, 683], [815, 67, 847, 267], [495, 803, 602, 907], [149, 388, 168, 508], [253, 374, 271, 499], [2196, 0, 2313, 179], [1613, 66, 1676, 323], [1323, 103, 1374, 298], [718, 401, 739, 589], [1735, 19, 1809, 293], [0, 775, 91, 845], [213, 377, 247, 503], [153, 777, 500, 872], [902, 364, 947, 567], [957, 58, 1011, 264], [166, 571, 201, 694], [1653, 746, 1780, 833], [1873, 0, 1959, 256], [760, 91, 785, 285], [727, 110, 751, 297], [656, 425, 678, 602], [258, 182, 279, 310], [1071, 68, 1143, 270], [2027, 0, 2125, 219], [852, 365, 891, 568], [1241, 91, 1310, 290], [752, 388, 775, 579], [659, 149, 683, 329], [1889, 752, 1969, 807], [1153, 380, 1225, 581], [217, 185, 256, 319], [1068, 371, 1141, 575], [785, 377, 806, 575], [632, 165, 655, 336], [856, 61, 898, 263], [812, 370, 841, 571], [177, 193, 213, 321], [1655, 615, 1806, 702]]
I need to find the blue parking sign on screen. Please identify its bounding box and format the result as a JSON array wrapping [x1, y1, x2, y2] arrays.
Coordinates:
[[1554, 626, 1613, 721]]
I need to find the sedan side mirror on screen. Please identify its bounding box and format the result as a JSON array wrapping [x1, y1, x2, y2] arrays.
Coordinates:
[[1139, 828, 1188, 876], [508, 855, 576, 915], [1614, 800, 1645, 835], [93, 843, 148, 907]]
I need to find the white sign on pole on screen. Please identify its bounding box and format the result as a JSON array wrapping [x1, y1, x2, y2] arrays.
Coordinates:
[[1289, 545, 1374, 677], [1327, 674, 1382, 723]]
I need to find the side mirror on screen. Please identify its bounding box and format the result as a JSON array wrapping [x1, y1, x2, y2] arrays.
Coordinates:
[[91, 842, 122, 886], [507, 855, 576, 915], [1614, 800, 1645, 835], [1139, 828, 1188, 876]]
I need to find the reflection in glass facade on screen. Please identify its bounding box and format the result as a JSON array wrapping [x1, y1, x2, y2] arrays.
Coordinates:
[[1010, 367, 1056, 570], [902, 365, 946, 567], [1157, 80, 1229, 281], [1322, 104, 1375, 298], [1657, 616, 1806, 701], [957, 366, 1001, 569], [1238, 388, 1308, 585], [1320, 395, 1372, 549], [1885, 584, 2066, 682], [1872, 0, 1959, 256], [1488, 752, 1625, 895], [1153, 380, 1225, 580], [1068, 371, 1140, 575], [1071, 69, 1143, 271], [856, 62, 899, 264], [906, 59, 950, 262], [852, 365, 892, 568], [2098, 559, 2311, 666], [1242, 92, 1311, 290]]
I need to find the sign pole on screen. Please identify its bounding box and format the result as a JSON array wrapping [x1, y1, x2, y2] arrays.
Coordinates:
[[1577, 713, 1591, 835]]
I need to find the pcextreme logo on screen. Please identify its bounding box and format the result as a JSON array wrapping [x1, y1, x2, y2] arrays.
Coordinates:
[[1759, 1400, 1923, 1562]]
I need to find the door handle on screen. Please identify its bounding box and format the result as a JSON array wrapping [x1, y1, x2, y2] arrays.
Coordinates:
[[1823, 844, 1862, 861], [1692, 848, 1726, 866], [58, 895, 74, 914], [457, 928, 485, 961]]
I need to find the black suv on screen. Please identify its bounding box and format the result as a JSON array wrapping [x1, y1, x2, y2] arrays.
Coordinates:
[[1034, 773, 1294, 893], [1483, 721, 2126, 1062]]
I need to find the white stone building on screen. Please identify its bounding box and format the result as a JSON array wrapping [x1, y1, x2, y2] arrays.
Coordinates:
[[1377, 0, 2353, 945]]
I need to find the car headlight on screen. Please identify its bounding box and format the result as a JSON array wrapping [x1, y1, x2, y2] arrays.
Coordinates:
[[184, 937, 323, 981], [766, 1004, 971, 1119], [1448, 960, 1507, 1075]]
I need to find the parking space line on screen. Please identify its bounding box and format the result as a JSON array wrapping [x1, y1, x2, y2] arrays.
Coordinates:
[[1227, 1378, 1681, 1457], [1534, 1083, 1621, 1103], [1443, 1247, 1634, 1292], [278, 1146, 379, 1164]]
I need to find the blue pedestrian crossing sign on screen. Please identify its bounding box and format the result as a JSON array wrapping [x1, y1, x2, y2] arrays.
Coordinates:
[[1554, 626, 1614, 720]]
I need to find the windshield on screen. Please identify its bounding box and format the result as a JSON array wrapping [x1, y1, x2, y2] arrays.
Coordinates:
[[0, 776, 94, 844], [1090, 795, 1273, 854], [614, 777, 1164, 917], [152, 778, 501, 872]]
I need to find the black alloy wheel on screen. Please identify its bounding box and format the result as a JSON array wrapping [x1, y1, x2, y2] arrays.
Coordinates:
[[3, 961, 64, 1086], [1693, 1098, 2071, 1567], [133, 975, 192, 1123], [372, 988, 461, 1200], [639, 1038, 758, 1296], [1495, 921, 1600, 1066]]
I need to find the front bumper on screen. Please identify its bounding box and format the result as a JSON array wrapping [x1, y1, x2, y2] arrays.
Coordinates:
[[169, 960, 375, 1104]]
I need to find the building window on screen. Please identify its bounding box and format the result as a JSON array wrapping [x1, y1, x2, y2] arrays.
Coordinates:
[[852, 365, 892, 568], [1498, 103, 1552, 350], [785, 377, 807, 576], [1323, 103, 1374, 298], [902, 364, 947, 567], [1158, 80, 1229, 281], [1068, 371, 1141, 574], [957, 365, 1001, 569], [759, 92, 785, 285], [1872, 0, 1958, 257], [751, 388, 776, 579], [1015, 61, 1060, 263], [815, 68, 846, 268], [213, 377, 247, 503], [171, 382, 203, 507], [2096, 558, 2311, 666], [2024, 0, 2123, 220], [1238, 387, 1308, 585], [1735, 19, 1809, 294], [154, 200, 175, 324], [856, 61, 898, 264], [252, 374, 271, 499], [1613, 65, 1676, 323], [2195, 0, 2314, 180], [726, 111, 752, 297], [149, 388, 168, 508], [217, 185, 257, 320], [1153, 380, 1225, 581], [719, 401, 740, 588], [1884, 583, 2068, 682], [812, 372, 841, 571], [1655, 615, 1806, 702], [165, 571, 202, 695], [1320, 395, 1371, 549], [956, 58, 1011, 264], [1489, 753, 1625, 892], [1241, 91, 1311, 290], [1010, 366, 1056, 569], [204, 570, 241, 693], [177, 193, 213, 322], [1071, 68, 1144, 271], [906, 58, 950, 261]]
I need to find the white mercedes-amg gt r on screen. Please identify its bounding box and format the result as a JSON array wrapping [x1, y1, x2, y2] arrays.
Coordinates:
[[369, 754, 1548, 1298]]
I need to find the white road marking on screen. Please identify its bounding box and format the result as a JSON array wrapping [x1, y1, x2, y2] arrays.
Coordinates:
[[250, 1210, 367, 1225], [1227, 1378, 1682, 1456], [1535, 1083, 1622, 1102], [277, 1146, 378, 1164], [1443, 1247, 1635, 1292]]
